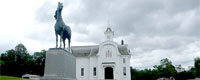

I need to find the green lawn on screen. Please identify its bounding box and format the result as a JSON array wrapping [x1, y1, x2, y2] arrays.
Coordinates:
[[0, 76, 31, 80]]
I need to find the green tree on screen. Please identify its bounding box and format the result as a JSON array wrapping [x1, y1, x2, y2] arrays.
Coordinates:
[[131, 58, 178, 80], [153, 58, 177, 78], [32, 50, 46, 76], [175, 65, 185, 73], [194, 57, 200, 78], [0, 43, 47, 77], [131, 67, 158, 80], [1, 49, 17, 76], [0, 44, 33, 77], [130, 67, 137, 80]]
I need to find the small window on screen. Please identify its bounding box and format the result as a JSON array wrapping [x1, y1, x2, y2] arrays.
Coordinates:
[[123, 67, 126, 76], [81, 68, 84, 76], [123, 58, 126, 63], [93, 67, 96, 76]]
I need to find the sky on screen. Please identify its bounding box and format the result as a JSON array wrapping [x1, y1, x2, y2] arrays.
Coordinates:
[[0, 0, 200, 69]]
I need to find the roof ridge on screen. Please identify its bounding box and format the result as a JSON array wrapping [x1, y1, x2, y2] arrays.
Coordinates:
[[71, 45, 99, 47]]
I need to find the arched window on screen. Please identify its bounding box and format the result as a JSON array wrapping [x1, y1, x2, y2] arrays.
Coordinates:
[[106, 50, 112, 57]]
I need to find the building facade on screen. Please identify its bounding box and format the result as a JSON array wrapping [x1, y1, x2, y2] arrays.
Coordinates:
[[71, 27, 131, 80]]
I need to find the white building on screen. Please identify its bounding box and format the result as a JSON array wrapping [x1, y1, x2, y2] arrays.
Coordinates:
[[71, 26, 131, 80]]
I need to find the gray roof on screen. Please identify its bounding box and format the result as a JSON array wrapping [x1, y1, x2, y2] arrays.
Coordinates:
[[118, 45, 130, 55], [71, 45, 130, 57]]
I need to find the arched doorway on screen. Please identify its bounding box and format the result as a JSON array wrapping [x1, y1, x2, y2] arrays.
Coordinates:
[[104, 67, 113, 79]]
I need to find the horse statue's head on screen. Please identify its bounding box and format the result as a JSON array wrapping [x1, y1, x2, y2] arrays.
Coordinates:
[[54, 2, 63, 19], [57, 2, 63, 11]]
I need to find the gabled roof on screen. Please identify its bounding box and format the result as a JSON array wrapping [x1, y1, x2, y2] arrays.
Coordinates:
[[118, 45, 130, 55], [71, 44, 130, 57], [71, 45, 99, 57]]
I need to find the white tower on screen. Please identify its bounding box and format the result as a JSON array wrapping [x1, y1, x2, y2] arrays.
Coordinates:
[[104, 24, 114, 41]]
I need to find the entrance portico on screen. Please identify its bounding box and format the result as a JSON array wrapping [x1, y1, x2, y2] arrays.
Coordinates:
[[102, 62, 115, 80], [105, 67, 113, 79]]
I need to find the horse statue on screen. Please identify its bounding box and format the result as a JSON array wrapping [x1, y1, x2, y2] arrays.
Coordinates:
[[54, 2, 71, 51]]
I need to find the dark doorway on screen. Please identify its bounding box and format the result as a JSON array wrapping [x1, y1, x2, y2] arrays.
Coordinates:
[[105, 67, 114, 79]]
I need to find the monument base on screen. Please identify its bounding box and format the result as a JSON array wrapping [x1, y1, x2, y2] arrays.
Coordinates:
[[40, 48, 76, 80]]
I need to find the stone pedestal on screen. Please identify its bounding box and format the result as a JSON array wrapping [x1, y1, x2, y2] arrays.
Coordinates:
[[41, 48, 76, 80]]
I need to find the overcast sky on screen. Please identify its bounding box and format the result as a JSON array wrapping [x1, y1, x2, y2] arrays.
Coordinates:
[[0, 0, 199, 69]]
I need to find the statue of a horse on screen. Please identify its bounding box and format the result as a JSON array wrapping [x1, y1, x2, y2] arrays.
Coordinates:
[[54, 2, 71, 51]]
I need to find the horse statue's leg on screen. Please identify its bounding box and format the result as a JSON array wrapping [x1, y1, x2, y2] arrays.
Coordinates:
[[56, 34, 58, 48], [60, 36, 62, 48], [68, 39, 71, 51], [63, 39, 65, 48]]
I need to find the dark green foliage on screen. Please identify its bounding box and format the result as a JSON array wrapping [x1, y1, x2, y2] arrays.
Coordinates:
[[194, 57, 200, 77], [131, 68, 156, 80], [131, 58, 199, 80], [32, 50, 46, 76], [154, 58, 177, 78], [0, 43, 46, 77], [175, 70, 194, 80], [131, 58, 176, 80]]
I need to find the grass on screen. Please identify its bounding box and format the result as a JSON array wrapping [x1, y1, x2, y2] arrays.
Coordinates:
[[0, 76, 32, 80]]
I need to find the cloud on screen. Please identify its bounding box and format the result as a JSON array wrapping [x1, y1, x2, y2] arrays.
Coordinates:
[[131, 40, 200, 69], [33, 0, 200, 69], [34, 1, 57, 23], [163, 0, 200, 14]]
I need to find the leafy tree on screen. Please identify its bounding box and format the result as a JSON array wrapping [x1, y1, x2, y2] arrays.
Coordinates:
[[32, 50, 46, 76], [194, 57, 200, 78], [154, 58, 177, 78], [131, 58, 178, 80], [130, 67, 137, 80], [175, 70, 194, 80], [0, 44, 32, 77], [0, 43, 46, 77], [1, 49, 17, 76], [131, 67, 158, 80], [175, 65, 185, 73], [15, 43, 28, 56]]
